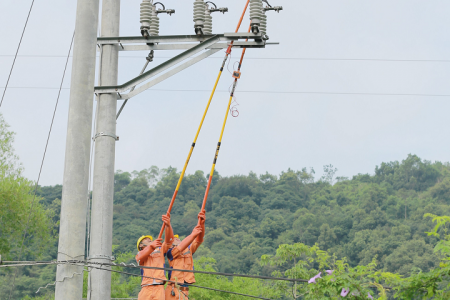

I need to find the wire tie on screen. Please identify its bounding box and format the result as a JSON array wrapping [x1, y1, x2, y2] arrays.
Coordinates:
[[88, 254, 115, 261]]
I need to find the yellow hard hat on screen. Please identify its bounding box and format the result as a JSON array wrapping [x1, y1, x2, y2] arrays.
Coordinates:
[[174, 234, 179, 239], [137, 235, 153, 251]]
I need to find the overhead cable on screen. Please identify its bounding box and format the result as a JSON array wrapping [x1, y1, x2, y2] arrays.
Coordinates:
[[22, 260, 274, 299], [2, 55, 450, 63], [1, 259, 307, 282], [2, 87, 449, 98], [64, 262, 275, 300], [0, 0, 36, 109], [7, 32, 75, 300]]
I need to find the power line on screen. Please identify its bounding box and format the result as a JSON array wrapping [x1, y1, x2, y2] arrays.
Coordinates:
[[2, 261, 276, 299], [7, 32, 75, 300], [0, 0, 36, 109], [1, 86, 449, 98], [1, 259, 307, 283], [66, 262, 276, 300], [2, 54, 450, 63]]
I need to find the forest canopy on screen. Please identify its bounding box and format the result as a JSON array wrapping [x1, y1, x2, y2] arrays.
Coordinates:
[[3, 154, 450, 298]]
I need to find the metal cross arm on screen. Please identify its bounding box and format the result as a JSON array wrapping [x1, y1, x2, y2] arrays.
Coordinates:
[[117, 41, 267, 52], [95, 35, 221, 95], [96, 32, 266, 46], [116, 48, 221, 100], [94, 33, 276, 100]]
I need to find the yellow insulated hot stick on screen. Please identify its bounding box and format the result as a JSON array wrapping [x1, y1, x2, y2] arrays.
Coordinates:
[[200, 94, 234, 211], [157, 68, 223, 239], [157, 0, 251, 239], [199, 26, 251, 213]]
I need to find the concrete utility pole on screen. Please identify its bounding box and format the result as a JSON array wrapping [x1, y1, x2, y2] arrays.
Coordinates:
[[55, 0, 100, 299], [87, 0, 120, 299]]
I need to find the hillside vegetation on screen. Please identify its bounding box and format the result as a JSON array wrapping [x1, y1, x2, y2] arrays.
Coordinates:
[[3, 154, 450, 298], [111, 154, 448, 277]]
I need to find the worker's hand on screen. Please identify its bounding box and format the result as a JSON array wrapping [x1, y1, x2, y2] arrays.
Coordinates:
[[150, 238, 163, 249], [198, 210, 206, 225], [162, 214, 171, 227], [192, 224, 203, 236]]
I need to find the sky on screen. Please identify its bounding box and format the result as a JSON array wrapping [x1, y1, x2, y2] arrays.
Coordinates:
[[1, 0, 450, 186]]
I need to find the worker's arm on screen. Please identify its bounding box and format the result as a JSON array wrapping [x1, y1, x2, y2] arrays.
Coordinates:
[[192, 210, 206, 254], [135, 238, 162, 264], [162, 214, 173, 253], [170, 225, 202, 259]]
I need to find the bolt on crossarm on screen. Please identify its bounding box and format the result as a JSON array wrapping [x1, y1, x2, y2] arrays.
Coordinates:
[[157, 0, 251, 239]]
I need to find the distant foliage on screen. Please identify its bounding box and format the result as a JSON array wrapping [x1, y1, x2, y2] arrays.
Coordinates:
[[0, 114, 54, 260], [7, 153, 450, 298], [0, 114, 56, 299]]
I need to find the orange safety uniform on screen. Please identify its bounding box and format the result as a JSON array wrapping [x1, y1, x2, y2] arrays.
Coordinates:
[[138, 285, 165, 300], [165, 240, 202, 299], [136, 243, 170, 300]]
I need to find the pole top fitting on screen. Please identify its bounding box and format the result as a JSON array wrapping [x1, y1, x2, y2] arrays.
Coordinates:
[[264, 6, 283, 12], [154, 2, 175, 15], [262, 0, 283, 12], [206, 1, 228, 14]]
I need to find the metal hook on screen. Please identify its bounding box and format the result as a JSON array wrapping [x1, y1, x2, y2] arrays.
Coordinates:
[[154, 2, 165, 10], [205, 1, 217, 9], [262, 0, 272, 8]]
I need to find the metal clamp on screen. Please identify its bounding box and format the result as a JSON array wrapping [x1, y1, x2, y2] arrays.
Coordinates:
[[88, 254, 115, 261], [92, 132, 119, 141]]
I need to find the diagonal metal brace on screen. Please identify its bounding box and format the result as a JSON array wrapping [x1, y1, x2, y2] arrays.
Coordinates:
[[119, 48, 221, 100], [94, 35, 221, 94]]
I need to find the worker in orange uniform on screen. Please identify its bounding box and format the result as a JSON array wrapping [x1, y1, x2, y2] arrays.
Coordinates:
[[165, 210, 206, 299], [135, 214, 173, 300]]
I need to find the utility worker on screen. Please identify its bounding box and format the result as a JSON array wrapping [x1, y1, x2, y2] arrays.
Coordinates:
[[165, 210, 206, 299], [136, 214, 173, 300]]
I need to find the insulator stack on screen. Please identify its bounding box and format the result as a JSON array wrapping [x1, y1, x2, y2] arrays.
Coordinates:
[[140, 0, 152, 37], [250, 0, 263, 34], [149, 4, 160, 36], [193, 0, 206, 35], [260, 12, 267, 36], [204, 5, 213, 35]]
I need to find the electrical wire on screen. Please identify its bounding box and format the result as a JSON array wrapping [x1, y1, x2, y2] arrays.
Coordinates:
[[0, 260, 308, 283], [2, 55, 450, 63], [0, 0, 36, 109], [61, 262, 275, 300], [2, 87, 449, 98], [7, 32, 75, 300], [2, 260, 275, 299]]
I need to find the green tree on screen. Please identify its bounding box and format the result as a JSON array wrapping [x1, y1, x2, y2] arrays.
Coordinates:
[[0, 114, 54, 259]]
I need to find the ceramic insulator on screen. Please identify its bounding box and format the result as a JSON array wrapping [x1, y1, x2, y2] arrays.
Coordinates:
[[250, 0, 263, 26], [193, 0, 206, 27], [149, 5, 159, 36], [204, 6, 213, 34], [140, 0, 152, 29]]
